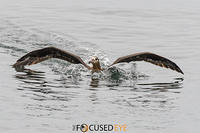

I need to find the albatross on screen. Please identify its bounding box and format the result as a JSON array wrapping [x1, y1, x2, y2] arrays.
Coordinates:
[[13, 47, 184, 74]]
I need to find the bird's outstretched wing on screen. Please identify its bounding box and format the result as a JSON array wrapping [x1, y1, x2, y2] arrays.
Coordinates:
[[13, 47, 91, 69], [110, 52, 184, 74]]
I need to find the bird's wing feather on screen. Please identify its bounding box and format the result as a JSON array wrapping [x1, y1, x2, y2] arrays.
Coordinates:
[[111, 52, 184, 74], [13, 47, 91, 69]]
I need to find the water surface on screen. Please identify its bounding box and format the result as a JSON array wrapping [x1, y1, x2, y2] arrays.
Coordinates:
[[0, 0, 200, 133]]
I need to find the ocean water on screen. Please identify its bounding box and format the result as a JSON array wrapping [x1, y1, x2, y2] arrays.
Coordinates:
[[0, 0, 200, 132]]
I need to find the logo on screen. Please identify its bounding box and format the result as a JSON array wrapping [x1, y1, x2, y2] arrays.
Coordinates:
[[72, 123, 127, 132], [81, 124, 88, 132]]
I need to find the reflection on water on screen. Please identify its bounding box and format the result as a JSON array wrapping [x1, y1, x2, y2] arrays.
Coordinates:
[[90, 79, 100, 87], [14, 66, 183, 101]]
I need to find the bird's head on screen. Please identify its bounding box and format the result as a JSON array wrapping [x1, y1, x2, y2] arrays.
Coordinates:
[[88, 56, 101, 71], [89, 56, 99, 65]]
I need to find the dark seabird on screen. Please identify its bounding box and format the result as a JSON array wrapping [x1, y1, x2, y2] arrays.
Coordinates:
[[13, 47, 184, 74]]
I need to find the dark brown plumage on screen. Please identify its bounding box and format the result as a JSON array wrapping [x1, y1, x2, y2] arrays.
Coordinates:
[[111, 52, 184, 74], [13, 47, 91, 69], [13, 47, 184, 74]]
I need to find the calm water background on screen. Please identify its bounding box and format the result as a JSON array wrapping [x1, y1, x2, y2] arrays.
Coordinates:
[[0, 0, 200, 132]]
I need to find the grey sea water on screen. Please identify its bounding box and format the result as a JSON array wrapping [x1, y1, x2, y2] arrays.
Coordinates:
[[0, 0, 200, 132]]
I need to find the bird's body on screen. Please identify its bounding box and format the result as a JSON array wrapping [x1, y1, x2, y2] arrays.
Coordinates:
[[13, 47, 184, 75]]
